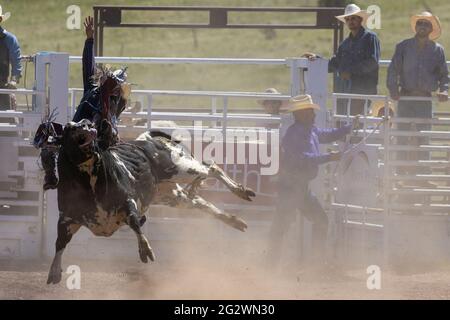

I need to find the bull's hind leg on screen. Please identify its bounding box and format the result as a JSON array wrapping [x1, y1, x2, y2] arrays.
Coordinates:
[[124, 199, 155, 263], [47, 217, 81, 284], [206, 162, 255, 201], [172, 184, 247, 232], [185, 176, 205, 198]]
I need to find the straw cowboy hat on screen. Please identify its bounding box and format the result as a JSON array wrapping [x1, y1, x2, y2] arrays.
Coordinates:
[[371, 100, 394, 117], [285, 94, 320, 113], [0, 6, 11, 23], [335, 4, 371, 25], [410, 11, 441, 40]]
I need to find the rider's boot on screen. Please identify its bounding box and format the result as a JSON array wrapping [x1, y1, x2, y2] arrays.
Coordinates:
[[41, 148, 58, 190]]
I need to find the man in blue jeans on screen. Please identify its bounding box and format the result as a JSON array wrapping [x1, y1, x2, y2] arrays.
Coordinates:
[[303, 4, 380, 116], [387, 12, 448, 188], [267, 95, 356, 267]]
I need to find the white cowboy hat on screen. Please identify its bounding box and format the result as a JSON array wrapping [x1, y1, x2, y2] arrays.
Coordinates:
[[410, 11, 441, 40], [335, 4, 370, 25], [0, 6, 11, 23], [284, 94, 320, 113]]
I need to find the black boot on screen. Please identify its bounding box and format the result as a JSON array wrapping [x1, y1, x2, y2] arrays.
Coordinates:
[[41, 148, 58, 190], [139, 215, 147, 227]]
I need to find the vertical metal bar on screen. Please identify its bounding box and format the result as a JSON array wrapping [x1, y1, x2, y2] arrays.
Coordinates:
[[363, 98, 368, 136], [146, 93, 153, 130], [327, 107, 336, 262], [288, 58, 301, 97], [332, 94, 337, 117], [222, 96, 228, 172], [382, 96, 391, 267], [70, 90, 76, 119], [362, 98, 369, 265], [299, 68, 305, 95], [346, 96, 351, 123], [211, 97, 217, 128]]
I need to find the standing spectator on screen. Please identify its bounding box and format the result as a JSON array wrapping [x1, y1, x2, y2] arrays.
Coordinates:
[[303, 4, 380, 116], [387, 12, 448, 188], [0, 6, 21, 110], [257, 88, 288, 129], [258, 88, 286, 116]]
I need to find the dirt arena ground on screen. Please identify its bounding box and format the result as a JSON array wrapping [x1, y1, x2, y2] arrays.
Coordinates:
[[1, 211, 449, 300], [1, 257, 449, 300]]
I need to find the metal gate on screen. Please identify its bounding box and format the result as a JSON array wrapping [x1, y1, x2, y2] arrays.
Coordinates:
[[0, 52, 69, 260], [327, 93, 450, 267]]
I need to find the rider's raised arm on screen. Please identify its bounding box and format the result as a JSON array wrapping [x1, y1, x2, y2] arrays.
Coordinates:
[[82, 16, 95, 93], [82, 38, 95, 92]]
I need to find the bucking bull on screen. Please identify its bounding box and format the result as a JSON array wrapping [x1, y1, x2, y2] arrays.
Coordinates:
[[46, 119, 255, 284]]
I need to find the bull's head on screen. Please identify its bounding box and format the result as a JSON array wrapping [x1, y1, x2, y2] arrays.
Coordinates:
[[62, 119, 97, 165]]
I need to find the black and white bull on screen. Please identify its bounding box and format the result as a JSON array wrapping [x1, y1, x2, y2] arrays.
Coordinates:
[[47, 119, 255, 284]]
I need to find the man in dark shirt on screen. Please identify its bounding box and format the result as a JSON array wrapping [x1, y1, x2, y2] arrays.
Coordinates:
[[0, 6, 22, 110], [267, 95, 356, 268], [304, 4, 380, 116], [387, 12, 448, 188]]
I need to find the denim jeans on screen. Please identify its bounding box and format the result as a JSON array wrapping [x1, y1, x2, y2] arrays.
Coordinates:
[[267, 182, 328, 265]]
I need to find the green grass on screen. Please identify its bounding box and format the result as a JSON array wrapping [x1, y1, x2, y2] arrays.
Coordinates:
[[3, 0, 450, 110]]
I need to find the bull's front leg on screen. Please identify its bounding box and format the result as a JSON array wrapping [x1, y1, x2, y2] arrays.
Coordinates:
[[124, 199, 155, 263], [47, 217, 81, 284]]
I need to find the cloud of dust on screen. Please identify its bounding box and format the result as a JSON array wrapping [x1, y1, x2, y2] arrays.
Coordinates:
[[115, 212, 304, 300]]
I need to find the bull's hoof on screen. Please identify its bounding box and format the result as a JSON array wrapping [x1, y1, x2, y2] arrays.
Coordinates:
[[234, 186, 256, 202], [139, 241, 155, 263], [227, 215, 248, 232], [47, 267, 62, 285]]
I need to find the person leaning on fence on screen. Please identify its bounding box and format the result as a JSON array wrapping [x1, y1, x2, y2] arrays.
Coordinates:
[[302, 4, 380, 116], [257, 88, 288, 129], [0, 6, 22, 111], [266, 94, 358, 269], [258, 88, 285, 115], [387, 11, 449, 188]]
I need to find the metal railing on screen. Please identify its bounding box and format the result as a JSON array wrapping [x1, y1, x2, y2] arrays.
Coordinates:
[[68, 55, 308, 98], [0, 87, 46, 259], [328, 92, 450, 265]]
